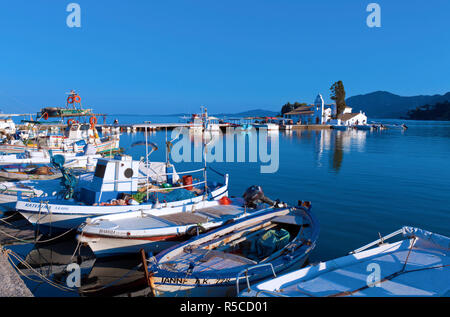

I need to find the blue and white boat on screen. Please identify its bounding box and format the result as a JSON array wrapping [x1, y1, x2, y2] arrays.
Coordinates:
[[353, 124, 375, 131], [330, 125, 347, 131], [78, 195, 273, 257], [16, 155, 229, 234], [239, 227, 450, 297], [145, 194, 319, 297]]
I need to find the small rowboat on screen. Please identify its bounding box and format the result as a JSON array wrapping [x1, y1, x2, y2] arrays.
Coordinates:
[[145, 198, 319, 297], [239, 227, 450, 297], [0, 165, 62, 181], [77, 197, 267, 257]]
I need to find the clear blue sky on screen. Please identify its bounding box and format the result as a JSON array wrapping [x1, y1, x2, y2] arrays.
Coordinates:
[[0, 0, 449, 115]]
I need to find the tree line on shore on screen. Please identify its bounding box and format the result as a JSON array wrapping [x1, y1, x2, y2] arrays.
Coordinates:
[[406, 101, 450, 120]]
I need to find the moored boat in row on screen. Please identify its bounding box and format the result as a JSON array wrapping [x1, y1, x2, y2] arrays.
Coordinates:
[[143, 187, 319, 297], [239, 226, 450, 297]]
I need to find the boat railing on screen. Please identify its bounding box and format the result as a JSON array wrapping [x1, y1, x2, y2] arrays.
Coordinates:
[[349, 228, 404, 254], [236, 263, 276, 294], [141, 166, 205, 177], [252, 290, 288, 297]]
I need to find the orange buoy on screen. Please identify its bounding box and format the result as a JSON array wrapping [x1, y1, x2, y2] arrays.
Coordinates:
[[67, 96, 74, 104], [43, 112, 49, 120], [89, 116, 97, 128], [67, 119, 75, 125], [74, 95, 81, 103], [219, 196, 232, 205]]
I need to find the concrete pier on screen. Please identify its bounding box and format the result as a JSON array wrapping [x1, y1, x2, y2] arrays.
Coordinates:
[[0, 247, 33, 297]]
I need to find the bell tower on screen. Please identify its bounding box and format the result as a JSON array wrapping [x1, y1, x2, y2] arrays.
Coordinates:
[[314, 94, 324, 124]]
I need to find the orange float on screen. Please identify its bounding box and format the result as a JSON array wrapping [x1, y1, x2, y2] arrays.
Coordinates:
[[74, 95, 81, 103], [89, 116, 98, 129], [67, 96, 74, 104], [43, 112, 49, 120], [67, 119, 75, 125], [219, 196, 232, 205]]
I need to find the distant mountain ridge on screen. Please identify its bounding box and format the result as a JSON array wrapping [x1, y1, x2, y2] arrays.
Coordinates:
[[346, 91, 450, 118]]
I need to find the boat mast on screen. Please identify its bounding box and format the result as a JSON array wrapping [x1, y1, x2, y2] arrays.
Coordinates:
[[145, 125, 149, 202], [202, 106, 208, 198]]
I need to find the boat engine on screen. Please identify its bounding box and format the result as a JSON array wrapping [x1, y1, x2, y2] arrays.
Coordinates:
[[243, 185, 275, 208]]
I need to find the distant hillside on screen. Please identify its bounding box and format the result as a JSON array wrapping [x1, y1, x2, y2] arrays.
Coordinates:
[[406, 101, 450, 121], [346, 91, 450, 118]]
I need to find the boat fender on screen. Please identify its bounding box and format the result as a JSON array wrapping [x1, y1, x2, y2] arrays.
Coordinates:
[[186, 225, 206, 236], [219, 196, 232, 205]]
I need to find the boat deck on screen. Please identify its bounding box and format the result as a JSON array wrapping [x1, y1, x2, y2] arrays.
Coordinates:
[[161, 248, 255, 274], [96, 204, 246, 231], [274, 240, 450, 297]]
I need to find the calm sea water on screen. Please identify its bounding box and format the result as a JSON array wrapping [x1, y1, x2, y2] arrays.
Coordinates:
[[3, 116, 450, 296]]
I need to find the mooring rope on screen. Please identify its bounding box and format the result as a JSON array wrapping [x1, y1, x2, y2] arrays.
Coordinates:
[[2, 246, 143, 295], [0, 226, 74, 245]]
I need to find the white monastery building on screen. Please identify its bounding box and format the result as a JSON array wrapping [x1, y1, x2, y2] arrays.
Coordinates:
[[283, 94, 368, 126]]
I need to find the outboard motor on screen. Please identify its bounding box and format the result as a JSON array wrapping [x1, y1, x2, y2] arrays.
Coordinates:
[[243, 185, 275, 208]]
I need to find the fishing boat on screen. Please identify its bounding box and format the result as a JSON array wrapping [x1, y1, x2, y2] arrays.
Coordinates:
[[0, 148, 101, 169], [144, 189, 319, 297], [37, 90, 93, 119], [77, 187, 284, 257], [16, 155, 229, 234], [239, 226, 450, 297], [0, 180, 53, 212], [0, 170, 93, 212], [353, 124, 375, 131], [0, 165, 62, 181], [0, 122, 120, 155], [254, 122, 279, 132], [0, 114, 22, 137], [330, 125, 347, 131]]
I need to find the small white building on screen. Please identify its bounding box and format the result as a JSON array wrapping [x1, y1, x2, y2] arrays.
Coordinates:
[[329, 106, 368, 126]]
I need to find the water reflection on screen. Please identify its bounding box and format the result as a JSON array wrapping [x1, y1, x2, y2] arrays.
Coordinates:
[[291, 128, 370, 173], [13, 239, 151, 297]]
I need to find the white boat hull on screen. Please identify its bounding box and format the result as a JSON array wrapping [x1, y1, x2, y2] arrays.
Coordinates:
[[16, 182, 228, 233]]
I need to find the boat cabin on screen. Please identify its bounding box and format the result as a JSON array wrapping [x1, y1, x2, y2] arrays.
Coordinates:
[[80, 155, 140, 204]]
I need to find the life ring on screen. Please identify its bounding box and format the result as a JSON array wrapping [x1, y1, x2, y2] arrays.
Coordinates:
[[43, 112, 49, 120], [67, 119, 75, 125], [89, 116, 97, 128], [67, 96, 74, 104], [74, 95, 81, 103]]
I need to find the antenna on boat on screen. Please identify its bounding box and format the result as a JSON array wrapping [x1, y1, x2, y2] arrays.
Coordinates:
[[145, 124, 149, 202], [202, 106, 208, 198]]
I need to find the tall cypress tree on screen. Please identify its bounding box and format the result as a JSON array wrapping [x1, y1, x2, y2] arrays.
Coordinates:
[[330, 81, 347, 116]]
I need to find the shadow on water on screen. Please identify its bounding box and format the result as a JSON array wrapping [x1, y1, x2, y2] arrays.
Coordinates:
[[6, 238, 152, 297]]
